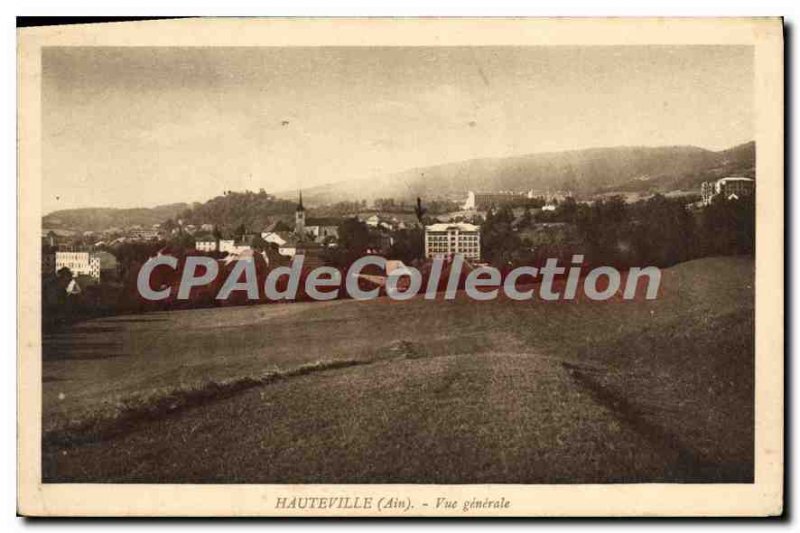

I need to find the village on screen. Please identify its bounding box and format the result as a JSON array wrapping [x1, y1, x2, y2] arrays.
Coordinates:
[[40, 174, 754, 308], [41, 189, 553, 292], [29, 35, 768, 498]]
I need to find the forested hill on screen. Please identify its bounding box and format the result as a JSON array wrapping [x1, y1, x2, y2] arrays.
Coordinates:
[[43, 142, 754, 232], [293, 141, 755, 204], [42, 192, 298, 234], [171, 190, 297, 232], [43, 203, 189, 232]]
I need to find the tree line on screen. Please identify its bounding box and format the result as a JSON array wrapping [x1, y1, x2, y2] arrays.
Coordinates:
[[480, 194, 755, 269]]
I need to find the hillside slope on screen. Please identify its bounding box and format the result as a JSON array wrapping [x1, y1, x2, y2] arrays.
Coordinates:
[[43, 192, 299, 234], [294, 141, 755, 204], [43, 142, 755, 230], [43, 256, 753, 483], [43, 203, 189, 232]]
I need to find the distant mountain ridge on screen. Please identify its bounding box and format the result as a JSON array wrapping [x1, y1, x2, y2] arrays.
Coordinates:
[[43, 203, 189, 232], [42, 141, 754, 232], [290, 141, 755, 204]]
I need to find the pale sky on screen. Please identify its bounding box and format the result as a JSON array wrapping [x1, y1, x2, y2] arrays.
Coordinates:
[[42, 46, 753, 213]]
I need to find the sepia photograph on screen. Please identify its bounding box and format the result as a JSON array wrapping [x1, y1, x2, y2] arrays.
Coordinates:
[[17, 17, 784, 517]]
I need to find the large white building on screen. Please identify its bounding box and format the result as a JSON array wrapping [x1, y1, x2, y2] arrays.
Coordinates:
[[195, 239, 236, 253], [463, 190, 573, 211], [463, 191, 531, 211], [195, 240, 216, 252], [424, 223, 481, 261], [54, 251, 117, 280], [700, 177, 755, 206], [305, 218, 340, 243]]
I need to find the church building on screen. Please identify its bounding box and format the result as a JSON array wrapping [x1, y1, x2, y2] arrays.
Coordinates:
[[295, 191, 306, 238]]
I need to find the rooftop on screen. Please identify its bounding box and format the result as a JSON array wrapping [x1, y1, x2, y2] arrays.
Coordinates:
[[425, 222, 480, 232], [717, 176, 754, 183], [306, 217, 342, 226]]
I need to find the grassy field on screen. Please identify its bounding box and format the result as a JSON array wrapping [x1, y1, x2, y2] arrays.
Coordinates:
[[42, 256, 754, 483]]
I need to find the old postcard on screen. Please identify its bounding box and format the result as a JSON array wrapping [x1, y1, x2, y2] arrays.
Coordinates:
[[17, 17, 784, 517]]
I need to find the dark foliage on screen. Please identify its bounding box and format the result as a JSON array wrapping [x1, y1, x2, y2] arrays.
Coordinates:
[[175, 190, 296, 235], [321, 218, 372, 268], [482, 194, 755, 270], [388, 228, 425, 264]]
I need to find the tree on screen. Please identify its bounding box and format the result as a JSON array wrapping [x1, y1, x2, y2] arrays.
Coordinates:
[[629, 194, 694, 267], [575, 196, 631, 267], [234, 223, 247, 242], [323, 217, 372, 267], [338, 218, 371, 255], [212, 225, 223, 248], [374, 198, 396, 210], [113, 240, 168, 279], [250, 233, 269, 251], [414, 197, 427, 224], [167, 190, 297, 231], [389, 228, 424, 263], [698, 195, 755, 257], [162, 218, 177, 234], [168, 232, 196, 251], [518, 206, 533, 229], [559, 196, 579, 223], [56, 266, 73, 284], [480, 206, 523, 267]]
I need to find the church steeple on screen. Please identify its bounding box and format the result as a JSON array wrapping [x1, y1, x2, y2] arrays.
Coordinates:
[[295, 190, 306, 238]]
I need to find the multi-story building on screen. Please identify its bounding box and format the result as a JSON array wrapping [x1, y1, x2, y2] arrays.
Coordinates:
[[701, 177, 755, 205], [218, 240, 237, 254], [700, 181, 716, 206], [463, 191, 530, 211], [54, 251, 117, 281], [464, 190, 574, 210], [55, 251, 101, 279], [195, 239, 236, 253], [195, 240, 217, 252], [424, 223, 481, 261]]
